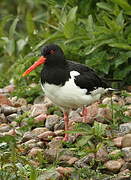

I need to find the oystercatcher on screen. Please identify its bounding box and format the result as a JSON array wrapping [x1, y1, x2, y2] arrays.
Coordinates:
[[22, 44, 111, 141]]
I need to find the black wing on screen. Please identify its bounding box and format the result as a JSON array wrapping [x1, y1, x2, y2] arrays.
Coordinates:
[[67, 61, 108, 93]]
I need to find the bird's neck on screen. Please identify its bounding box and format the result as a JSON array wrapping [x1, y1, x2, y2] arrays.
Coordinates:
[[41, 60, 69, 86]]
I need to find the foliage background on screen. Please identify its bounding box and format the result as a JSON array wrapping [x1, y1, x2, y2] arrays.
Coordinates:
[[0, 0, 131, 90]]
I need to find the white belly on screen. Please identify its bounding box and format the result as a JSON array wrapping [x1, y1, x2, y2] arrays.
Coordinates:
[[41, 71, 106, 109]]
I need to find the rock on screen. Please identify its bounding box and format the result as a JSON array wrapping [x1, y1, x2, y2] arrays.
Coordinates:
[[13, 98, 27, 107], [75, 153, 95, 168], [6, 113, 18, 122], [43, 96, 53, 107], [69, 110, 81, 119], [104, 159, 125, 172], [45, 115, 60, 130], [22, 132, 35, 142], [67, 157, 78, 165], [44, 148, 61, 161], [38, 131, 55, 141], [10, 121, 17, 127], [4, 84, 15, 93], [122, 134, 131, 148], [124, 110, 131, 117], [34, 113, 47, 123], [0, 94, 12, 106], [117, 169, 131, 180], [96, 147, 108, 162], [36, 141, 45, 148], [119, 123, 131, 135], [23, 139, 37, 147], [28, 147, 43, 157], [113, 137, 123, 148], [0, 124, 11, 133], [96, 107, 112, 123], [33, 95, 45, 104], [122, 147, 131, 161], [109, 149, 121, 156], [125, 96, 131, 105], [30, 104, 47, 117], [31, 127, 48, 136], [54, 130, 64, 136], [83, 103, 99, 124], [48, 138, 63, 149], [54, 119, 64, 131], [102, 97, 112, 104], [0, 113, 7, 123], [29, 160, 40, 167], [37, 169, 61, 180], [4, 129, 16, 136], [121, 162, 131, 171], [1, 105, 17, 115], [56, 166, 74, 175]]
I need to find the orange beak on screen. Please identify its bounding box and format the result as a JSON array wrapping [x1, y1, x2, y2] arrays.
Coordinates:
[[22, 56, 46, 77]]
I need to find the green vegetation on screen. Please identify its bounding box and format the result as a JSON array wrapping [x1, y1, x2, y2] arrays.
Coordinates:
[[0, 0, 131, 92]]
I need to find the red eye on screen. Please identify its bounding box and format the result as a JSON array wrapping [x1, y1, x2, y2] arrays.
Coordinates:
[[50, 50, 56, 54]]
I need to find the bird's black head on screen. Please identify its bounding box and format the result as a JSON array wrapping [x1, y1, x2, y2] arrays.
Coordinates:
[[41, 44, 65, 66], [22, 44, 66, 77]]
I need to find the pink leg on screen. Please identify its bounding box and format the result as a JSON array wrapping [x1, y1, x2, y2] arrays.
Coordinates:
[[82, 107, 88, 123], [63, 112, 69, 141]]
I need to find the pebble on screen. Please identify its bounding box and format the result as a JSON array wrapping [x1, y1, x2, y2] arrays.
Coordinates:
[[56, 166, 74, 175], [0, 94, 12, 106], [96, 147, 108, 162], [67, 157, 78, 165], [117, 169, 131, 180], [0, 113, 7, 123], [45, 115, 60, 130], [6, 113, 18, 122], [28, 147, 43, 157], [44, 148, 61, 161], [122, 147, 131, 162], [13, 98, 27, 107], [75, 153, 95, 168], [34, 113, 47, 123], [38, 131, 55, 141], [125, 96, 131, 105], [54, 119, 64, 131], [37, 169, 61, 180], [119, 123, 131, 135], [121, 134, 131, 148], [113, 137, 123, 148], [54, 130, 64, 136], [48, 138, 63, 149], [1, 105, 17, 115], [104, 159, 125, 172], [0, 124, 11, 133], [30, 104, 47, 117], [31, 127, 48, 136], [22, 131, 35, 142]]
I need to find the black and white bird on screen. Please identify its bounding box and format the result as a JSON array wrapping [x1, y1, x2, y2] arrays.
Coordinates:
[[23, 44, 112, 141]]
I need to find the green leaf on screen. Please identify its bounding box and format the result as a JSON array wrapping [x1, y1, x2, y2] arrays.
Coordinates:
[[96, 2, 113, 12], [109, 43, 131, 50], [111, 0, 131, 14], [64, 21, 75, 38], [6, 39, 15, 56], [9, 17, 19, 38], [68, 6, 78, 22], [116, 12, 124, 27], [77, 135, 93, 147], [26, 12, 35, 35], [17, 37, 28, 52]]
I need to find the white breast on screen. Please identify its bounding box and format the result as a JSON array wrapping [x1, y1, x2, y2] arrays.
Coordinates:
[[41, 71, 107, 109]]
